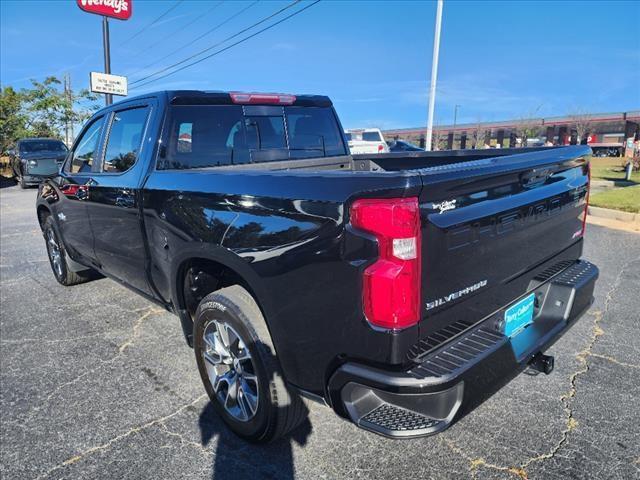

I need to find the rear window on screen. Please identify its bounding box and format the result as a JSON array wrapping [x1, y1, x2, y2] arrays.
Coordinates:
[[160, 105, 346, 170], [362, 131, 382, 142], [287, 107, 345, 158]]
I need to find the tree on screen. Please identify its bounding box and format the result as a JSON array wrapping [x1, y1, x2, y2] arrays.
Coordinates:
[[2, 77, 100, 154], [432, 129, 448, 151], [0, 87, 28, 155], [514, 105, 543, 147], [470, 119, 483, 149], [568, 108, 593, 144], [21, 76, 99, 141]]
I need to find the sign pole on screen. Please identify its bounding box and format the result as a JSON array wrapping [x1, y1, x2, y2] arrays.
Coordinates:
[[102, 16, 112, 106]]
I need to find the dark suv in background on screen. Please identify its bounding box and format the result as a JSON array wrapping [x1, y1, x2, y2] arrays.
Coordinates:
[[10, 138, 67, 188]]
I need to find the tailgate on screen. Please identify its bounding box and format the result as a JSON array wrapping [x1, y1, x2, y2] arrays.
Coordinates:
[[417, 148, 589, 341]]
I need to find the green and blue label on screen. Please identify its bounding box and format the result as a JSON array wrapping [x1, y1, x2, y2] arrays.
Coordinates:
[[504, 293, 535, 337]]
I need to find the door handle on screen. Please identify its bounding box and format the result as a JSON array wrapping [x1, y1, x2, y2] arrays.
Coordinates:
[[115, 189, 135, 208]]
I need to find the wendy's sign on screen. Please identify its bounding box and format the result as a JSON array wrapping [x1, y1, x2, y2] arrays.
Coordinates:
[[77, 0, 132, 20]]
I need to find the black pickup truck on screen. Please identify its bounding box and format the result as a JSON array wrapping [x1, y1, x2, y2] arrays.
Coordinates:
[[36, 90, 598, 442]]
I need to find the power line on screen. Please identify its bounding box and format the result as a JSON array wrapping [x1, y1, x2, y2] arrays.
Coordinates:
[[131, 0, 321, 91], [131, 0, 301, 86], [129, 1, 226, 59], [120, 0, 184, 44], [130, 0, 260, 77]]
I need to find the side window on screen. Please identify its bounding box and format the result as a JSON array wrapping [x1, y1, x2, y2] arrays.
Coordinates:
[[67, 116, 103, 174], [103, 106, 150, 173], [163, 105, 248, 169]]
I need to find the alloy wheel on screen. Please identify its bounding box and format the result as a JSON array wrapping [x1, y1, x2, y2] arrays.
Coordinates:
[[202, 320, 259, 422], [46, 228, 63, 278]]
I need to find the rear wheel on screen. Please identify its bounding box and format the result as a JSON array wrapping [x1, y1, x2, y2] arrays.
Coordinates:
[[194, 285, 307, 443], [42, 215, 93, 286]]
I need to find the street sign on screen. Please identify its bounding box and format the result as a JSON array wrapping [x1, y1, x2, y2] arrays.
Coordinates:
[[77, 0, 132, 21], [90, 72, 128, 97]]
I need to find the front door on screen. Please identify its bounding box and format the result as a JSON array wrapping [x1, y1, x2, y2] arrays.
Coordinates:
[[56, 115, 106, 266]]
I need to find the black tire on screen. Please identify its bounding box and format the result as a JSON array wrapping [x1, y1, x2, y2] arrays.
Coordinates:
[[194, 285, 307, 443], [42, 215, 93, 286]]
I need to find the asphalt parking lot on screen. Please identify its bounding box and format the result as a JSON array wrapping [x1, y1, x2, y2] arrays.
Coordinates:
[[1, 182, 639, 480]]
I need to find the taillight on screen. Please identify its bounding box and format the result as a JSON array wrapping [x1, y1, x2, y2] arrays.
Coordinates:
[[581, 161, 591, 236], [377, 144, 384, 152], [350, 197, 421, 330], [230, 92, 296, 105]]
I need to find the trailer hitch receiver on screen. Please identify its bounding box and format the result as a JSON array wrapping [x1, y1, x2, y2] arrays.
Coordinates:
[[529, 353, 555, 375]]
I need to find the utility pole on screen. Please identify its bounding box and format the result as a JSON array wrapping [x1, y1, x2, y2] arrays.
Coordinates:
[[63, 74, 75, 146], [425, 0, 443, 152], [64, 74, 70, 147], [68, 74, 74, 143], [102, 16, 113, 106], [453, 104, 460, 129]]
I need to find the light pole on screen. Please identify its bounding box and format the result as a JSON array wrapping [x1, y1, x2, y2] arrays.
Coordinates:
[[425, 0, 443, 152], [453, 104, 460, 129], [102, 16, 112, 106]]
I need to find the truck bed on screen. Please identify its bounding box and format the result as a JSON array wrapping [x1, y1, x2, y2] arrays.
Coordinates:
[[212, 146, 566, 173]]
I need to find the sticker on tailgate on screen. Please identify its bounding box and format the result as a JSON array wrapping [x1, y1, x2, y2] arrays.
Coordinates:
[[504, 293, 535, 337]]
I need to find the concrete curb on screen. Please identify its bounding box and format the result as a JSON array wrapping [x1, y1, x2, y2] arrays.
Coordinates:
[[591, 179, 635, 188], [588, 206, 640, 224]]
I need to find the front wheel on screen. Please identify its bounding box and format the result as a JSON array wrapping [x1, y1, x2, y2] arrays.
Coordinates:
[[42, 215, 93, 286], [193, 285, 307, 443]]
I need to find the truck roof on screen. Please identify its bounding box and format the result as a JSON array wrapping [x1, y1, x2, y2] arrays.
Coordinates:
[[106, 90, 333, 108]]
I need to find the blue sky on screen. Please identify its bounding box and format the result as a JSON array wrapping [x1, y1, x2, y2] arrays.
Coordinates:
[[2, 0, 639, 129]]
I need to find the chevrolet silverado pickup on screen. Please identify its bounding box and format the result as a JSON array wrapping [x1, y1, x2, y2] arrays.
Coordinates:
[[36, 90, 598, 442]]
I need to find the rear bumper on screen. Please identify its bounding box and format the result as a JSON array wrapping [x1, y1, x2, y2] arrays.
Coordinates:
[[327, 260, 599, 438]]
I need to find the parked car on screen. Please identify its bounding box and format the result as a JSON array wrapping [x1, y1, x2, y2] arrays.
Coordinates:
[[36, 90, 598, 443], [345, 128, 389, 154], [10, 138, 67, 188], [388, 139, 423, 152]]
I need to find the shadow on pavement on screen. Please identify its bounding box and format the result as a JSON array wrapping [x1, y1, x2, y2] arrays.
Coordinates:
[[199, 402, 312, 480]]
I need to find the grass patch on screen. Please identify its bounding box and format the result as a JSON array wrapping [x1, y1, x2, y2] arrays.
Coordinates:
[[590, 185, 640, 213], [590, 157, 639, 183]]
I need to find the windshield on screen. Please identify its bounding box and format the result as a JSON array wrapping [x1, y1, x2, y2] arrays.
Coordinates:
[[19, 140, 67, 153]]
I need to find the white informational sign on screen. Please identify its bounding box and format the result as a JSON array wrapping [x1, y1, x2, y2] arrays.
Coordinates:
[[90, 72, 128, 96]]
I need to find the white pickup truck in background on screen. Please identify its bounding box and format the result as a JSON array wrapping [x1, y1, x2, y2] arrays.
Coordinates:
[[345, 128, 389, 154]]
